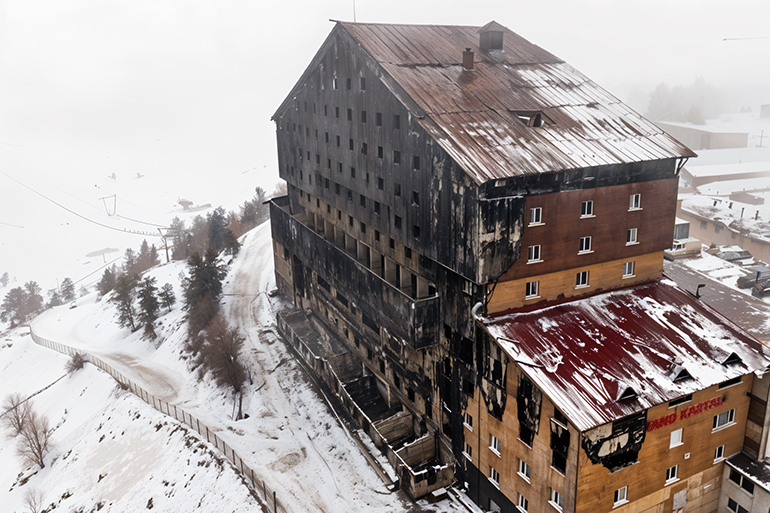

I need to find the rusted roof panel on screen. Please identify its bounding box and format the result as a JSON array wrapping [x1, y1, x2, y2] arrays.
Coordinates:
[[341, 22, 696, 185], [481, 280, 770, 432]]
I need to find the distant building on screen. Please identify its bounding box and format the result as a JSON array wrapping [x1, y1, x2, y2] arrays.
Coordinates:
[[269, 20, 769, 512], [657, 121, 749, 150]]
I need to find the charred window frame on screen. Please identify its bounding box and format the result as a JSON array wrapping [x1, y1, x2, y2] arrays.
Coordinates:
[[550, 418, 570, 474]]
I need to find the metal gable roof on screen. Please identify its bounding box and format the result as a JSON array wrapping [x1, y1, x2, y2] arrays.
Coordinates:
[[480, 279, 770, 432], [339, 22, 696, 185]]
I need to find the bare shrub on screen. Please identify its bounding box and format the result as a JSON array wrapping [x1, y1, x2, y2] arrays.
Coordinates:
[[23, 488, 45, 513], [202, 315, 247, 419], [65, 352, 87, 373], [1, 393, 31, 437], [17, 409, 52, 469]]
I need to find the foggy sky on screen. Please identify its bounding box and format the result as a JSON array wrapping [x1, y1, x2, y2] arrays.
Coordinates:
[[1, 0, 768, 282]]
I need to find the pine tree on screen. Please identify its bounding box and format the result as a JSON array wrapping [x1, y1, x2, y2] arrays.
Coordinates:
[[60, 277, 76, 302], [24, 282, 43, 316], [47, 290, 63, 308], [1, 287, 27, 327], [123, 248, 139, 278], [137, 240, 152, 273], [168, 217, 189, 261], [137, 276, 160, 340], [207, 207, 227, 251], [223, 229, 241, 256], [149, 244, 160, 267], [183, 248, 228, 335], [159, 283, 176, 312], [96, 266, 117, 298], [110, 274, 137, 331]]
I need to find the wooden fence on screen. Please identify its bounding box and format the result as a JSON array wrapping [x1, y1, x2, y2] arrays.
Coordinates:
[[28, 327, 284, 513]]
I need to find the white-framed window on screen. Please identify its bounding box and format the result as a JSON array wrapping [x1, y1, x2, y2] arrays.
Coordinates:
[[490, 467, 500, 486], [729, 469, 755, 495], [613, 486, 628, 507], [332, 78, 339, 90], [490, 434, 501, 455], [526, 281, 540, 299], [576, 271, 589, 288], [728, 498, 749, 513], [528, 245, 542, 262], [665, 465, 678, 484], [713, 409, 735, 430], [670, 428, 683, 448], [581, 200, 594, 217], [463, 442, 473, 461], [530, 207, 543, 225], [549, 489, 564, 511], [518, 459, 532, 481], [714, 445, 725, 462], [579, 236, 592, 253], [518, 494, 529, 512], [626, 228, 638, 245], [489, 499, 502, 513], [463, 412, 473, 431], [622, 261, 635, 278], [629, 193, 641, 210]]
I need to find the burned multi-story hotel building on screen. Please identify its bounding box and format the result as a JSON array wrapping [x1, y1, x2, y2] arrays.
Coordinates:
[[269, 21, 770, 512]]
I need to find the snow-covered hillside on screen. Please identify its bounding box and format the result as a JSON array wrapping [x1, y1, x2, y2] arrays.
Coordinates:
[[1, 223, 472, 512]]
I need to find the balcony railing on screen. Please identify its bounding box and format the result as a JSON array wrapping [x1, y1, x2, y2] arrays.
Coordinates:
[[271, 198, 439, 349]]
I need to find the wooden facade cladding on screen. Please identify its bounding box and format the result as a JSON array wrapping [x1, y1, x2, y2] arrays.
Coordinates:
[[498, 177, 678, 284], [273, 28, 495, 284], [464, 362, 579, 513], [577, 379, 752, 513], [487, 251, 664, 314]]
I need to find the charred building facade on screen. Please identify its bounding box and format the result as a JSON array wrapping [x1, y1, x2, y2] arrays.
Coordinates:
[[269, 21, 769, 511]]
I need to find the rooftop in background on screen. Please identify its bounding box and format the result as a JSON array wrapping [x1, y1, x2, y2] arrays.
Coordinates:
[[727, 452, 770, 494], [481, 279, 770, 432], [278, 21, 695, 185]]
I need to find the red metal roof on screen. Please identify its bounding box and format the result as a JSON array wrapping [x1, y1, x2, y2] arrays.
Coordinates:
[[339, 22, 696, 185], [481, 279, 770, 432]]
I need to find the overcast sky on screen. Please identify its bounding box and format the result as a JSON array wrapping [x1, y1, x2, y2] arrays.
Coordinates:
[[1, 0, 768, 282]]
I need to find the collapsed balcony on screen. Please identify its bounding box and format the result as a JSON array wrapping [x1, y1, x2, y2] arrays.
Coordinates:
[[277, 310, 455, 500]]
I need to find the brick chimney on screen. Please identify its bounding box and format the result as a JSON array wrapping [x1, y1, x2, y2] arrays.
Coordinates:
[[462, 48, 474, 71]]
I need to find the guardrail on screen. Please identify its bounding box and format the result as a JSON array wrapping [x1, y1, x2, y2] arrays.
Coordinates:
[[29, 327, 285, 513]]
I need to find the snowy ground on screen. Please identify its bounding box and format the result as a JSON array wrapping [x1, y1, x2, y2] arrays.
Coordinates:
[[2, 222, 472, 512], [0, 332, 262, 513]]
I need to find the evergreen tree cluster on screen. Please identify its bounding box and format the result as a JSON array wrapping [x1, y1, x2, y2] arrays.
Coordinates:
[[646, 77, 725, 124], [0, 282, 44, 327], [167, 185, 277, 262], [92, 239, 174, 340]]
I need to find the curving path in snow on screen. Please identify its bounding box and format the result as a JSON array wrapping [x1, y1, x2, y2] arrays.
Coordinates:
[[29, 222, 438, 513]]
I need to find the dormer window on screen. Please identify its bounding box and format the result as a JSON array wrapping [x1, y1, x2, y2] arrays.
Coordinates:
[[478, 21, 506, 51], [617, 387, 638, 401], [673, 368, 692, 382], [511, 110, 551, 128], [721, 352, 742, 366]]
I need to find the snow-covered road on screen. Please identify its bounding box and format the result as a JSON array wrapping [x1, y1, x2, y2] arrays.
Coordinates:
[[28, 222, 444, 512]]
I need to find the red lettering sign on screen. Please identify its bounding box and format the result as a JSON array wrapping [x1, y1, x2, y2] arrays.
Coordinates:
[[646, 396, 725, 432]]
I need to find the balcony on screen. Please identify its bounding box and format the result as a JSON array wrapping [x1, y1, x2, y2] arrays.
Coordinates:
[[271, 198, 439, 349]]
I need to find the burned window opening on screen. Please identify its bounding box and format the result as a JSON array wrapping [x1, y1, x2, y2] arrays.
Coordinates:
[[550, 419, 570, 473], [517, 374, 541, 447], [582, 411, 646, 472]]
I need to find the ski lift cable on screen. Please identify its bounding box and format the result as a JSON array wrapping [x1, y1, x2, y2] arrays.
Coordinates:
[[0, 171, 164, 237]]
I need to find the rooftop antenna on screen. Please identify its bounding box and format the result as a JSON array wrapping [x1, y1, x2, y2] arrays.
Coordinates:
[[353, 0, 356, 22]]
